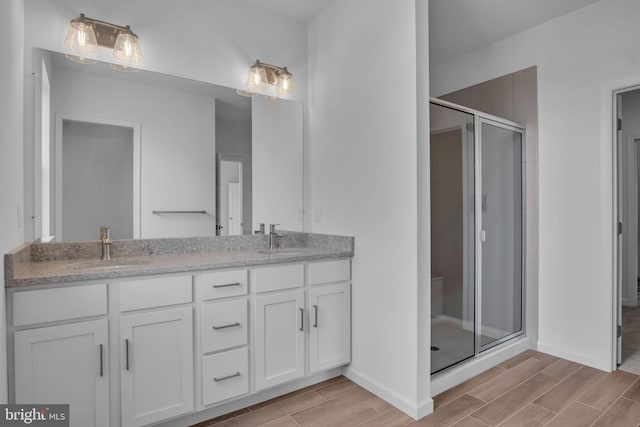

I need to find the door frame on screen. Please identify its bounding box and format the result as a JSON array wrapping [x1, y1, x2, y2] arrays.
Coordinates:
[[215, 153, 245, 236], [610, 84, 640, 369], [475, 116, 527, 354], [55, 113, 141, 240]]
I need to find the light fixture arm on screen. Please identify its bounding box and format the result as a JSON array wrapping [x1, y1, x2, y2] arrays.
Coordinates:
[[254, 60, 291, 86], [75, 14, 138, 50]]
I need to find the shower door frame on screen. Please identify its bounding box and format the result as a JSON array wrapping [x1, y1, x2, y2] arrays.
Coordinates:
[[475, 115, 527, 354], [430, 98, 527, 372]]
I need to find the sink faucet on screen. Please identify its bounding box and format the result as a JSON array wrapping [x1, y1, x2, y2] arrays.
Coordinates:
[[100, 226, 112, 261], [254, 223, 265, 235], [269, 224, 280, 250]]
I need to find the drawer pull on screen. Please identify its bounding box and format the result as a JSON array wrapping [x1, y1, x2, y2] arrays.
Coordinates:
[[212, 282, 241, 289], [99, 344, 104, 377], [212, 322, 241, 330], [299, 307, 304, 331], [313, 305, 318, 328], [125, 339, 130, 371], [214, 371, 241, 382]]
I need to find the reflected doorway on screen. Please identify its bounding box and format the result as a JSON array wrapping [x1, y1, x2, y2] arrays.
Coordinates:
[[55, 116, 141, 241], [216, 156, 244, 236]]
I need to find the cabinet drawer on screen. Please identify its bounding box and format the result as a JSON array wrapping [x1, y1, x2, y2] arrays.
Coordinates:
[[120, 275, 192, 312], [309, 259, 351, 285], [253, 264, 304, 293], [202, 347, 249, 406], [201, 299, 247, 353], [198, 270, 248, 301], [13, 284, 107, 327]]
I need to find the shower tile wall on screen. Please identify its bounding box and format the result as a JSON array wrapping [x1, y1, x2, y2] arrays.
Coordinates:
[[431, 129, 464, 320]]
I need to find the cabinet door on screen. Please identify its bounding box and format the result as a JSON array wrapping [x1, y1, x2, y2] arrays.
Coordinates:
[[254, 290, 305, 391], [309, 283, 351, 374], [120, 306, 194, 427], [14, 319, 109, 427]]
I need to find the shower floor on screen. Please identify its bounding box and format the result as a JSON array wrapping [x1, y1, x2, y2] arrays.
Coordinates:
[[431, 316, 493, 373]]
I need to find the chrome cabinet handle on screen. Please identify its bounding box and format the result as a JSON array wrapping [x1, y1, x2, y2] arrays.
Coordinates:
[[125, 339, 130, 371], [299, 307, 304, 331], [313, 305, 318, 328], [214, 372, 241, 382], [212, 322, 241, 330], [152, 210, 207, 215], [99, 344, 104, 377], [212, 282, 241, 288]]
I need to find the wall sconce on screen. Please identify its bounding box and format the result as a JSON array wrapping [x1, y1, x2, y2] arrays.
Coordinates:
[[237, 60, 296, 99], [64, 13, 143, 68]]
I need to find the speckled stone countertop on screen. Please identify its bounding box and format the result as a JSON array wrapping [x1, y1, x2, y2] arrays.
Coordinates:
[[4, 232, 354, 287]]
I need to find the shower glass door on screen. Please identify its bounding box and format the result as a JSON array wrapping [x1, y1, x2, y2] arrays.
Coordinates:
[[430, 100, 525, 374], [430, 103, 476, 373], [478, 120, 524, 350]]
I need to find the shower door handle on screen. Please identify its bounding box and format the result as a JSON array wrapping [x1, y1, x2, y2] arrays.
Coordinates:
[[481, 230, 486, 242]]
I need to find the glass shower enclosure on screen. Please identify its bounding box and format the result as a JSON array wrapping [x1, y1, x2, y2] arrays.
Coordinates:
[[430, 99, 525, 374]]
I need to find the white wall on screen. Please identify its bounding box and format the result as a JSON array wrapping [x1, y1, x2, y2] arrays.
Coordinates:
[[22, 0, 308, 241], [308, 0, 431, 418], [53, 67, 217, 238], [431, 0, 640, 370], [0, 0, 25, 402]]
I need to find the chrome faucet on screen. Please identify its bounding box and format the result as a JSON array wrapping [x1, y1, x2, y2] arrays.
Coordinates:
[[269, 224, 280, 250], [100, 226, 112, 261], [254, 223, 266, 235]]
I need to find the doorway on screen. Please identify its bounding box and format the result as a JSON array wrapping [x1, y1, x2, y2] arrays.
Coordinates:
[[615, 88, 640, 374], [55, 116, 141, 241], [216, 155, 244, 236]]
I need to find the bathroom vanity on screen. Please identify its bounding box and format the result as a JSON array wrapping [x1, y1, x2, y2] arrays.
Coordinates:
[[4, 233, 353, 427]]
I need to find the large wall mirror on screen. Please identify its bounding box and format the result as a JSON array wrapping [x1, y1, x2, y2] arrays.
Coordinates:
[[33, 49, 304, 242]]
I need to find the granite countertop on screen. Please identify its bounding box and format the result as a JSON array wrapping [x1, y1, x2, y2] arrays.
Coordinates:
[[5, 232, 354, 287]]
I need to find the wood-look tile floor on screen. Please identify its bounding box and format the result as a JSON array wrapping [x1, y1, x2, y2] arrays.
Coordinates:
[[193, 350, 640, 427]]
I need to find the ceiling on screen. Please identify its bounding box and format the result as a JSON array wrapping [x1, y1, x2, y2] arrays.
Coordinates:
[[244, 0, 335, 22], [429, 0, 600, 63], [244, 0, 600, 64]]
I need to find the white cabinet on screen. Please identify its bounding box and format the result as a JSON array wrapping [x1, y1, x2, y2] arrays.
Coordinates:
[[120, 306, 194, 427], [14, 319, 109, 427], [309, 283, 351, 374], [10, 257, 351, 426], [254, 289, 305, 391]]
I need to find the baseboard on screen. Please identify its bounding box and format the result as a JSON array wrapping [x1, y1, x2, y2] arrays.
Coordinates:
[[430, 336, 532, 396], [344, 366, 434, 420], [537, 341, 609, 371]]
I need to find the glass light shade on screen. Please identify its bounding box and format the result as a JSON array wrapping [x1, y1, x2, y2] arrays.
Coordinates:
[[113, 27, 143, 64], [65, 54, 97, 64], [111, 63, 139, 72], [246, 62, 268, 91], [64, 15, 98, 53], [236, 89, 258, 97], [275, 68, 296, 96]]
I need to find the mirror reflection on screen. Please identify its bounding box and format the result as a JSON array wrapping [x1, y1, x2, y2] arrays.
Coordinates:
[[35, 49, 304, 241]]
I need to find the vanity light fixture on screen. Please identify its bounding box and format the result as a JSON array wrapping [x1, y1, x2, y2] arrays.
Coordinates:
[[64, 13, 143, 68], [237, 60, 296, 99]]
